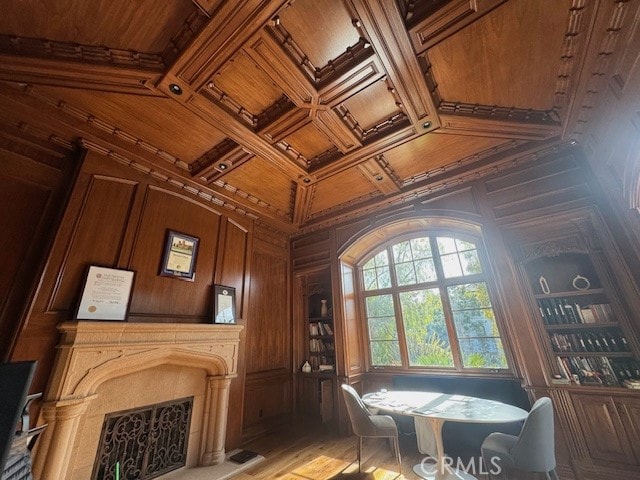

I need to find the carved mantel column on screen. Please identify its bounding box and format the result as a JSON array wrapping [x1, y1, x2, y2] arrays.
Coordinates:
[[201, 376, 234, 465], [32, 397, 94, 479]]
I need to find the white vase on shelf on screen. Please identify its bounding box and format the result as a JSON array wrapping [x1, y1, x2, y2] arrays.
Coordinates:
[[302, 361, 311, 373], [320, 299, 328, 318]]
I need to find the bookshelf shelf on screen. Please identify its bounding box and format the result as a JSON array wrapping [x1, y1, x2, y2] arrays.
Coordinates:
[[545, 323, 620, 331], [554, 352, 633, 358], [534, 288, 605, 299]]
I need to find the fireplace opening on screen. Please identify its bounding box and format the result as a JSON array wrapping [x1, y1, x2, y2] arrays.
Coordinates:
[[91, 397, 193, 480]]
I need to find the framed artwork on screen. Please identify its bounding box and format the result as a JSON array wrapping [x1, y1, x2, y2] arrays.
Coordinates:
[[76, 265, 135, 321], [213, 285, 236, 324], [160, 230, 199, 281]]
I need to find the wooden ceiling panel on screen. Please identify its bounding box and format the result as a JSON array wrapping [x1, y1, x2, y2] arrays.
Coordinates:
[[427, 0, 570, 111], [341, 78, 400, 131], [0, 0, 195, 53], [36, 86, 226, 164], [222, 158, 294, 215], [283, 122, 334, 160], [278, 0, 361, 68], [0, 0, 631, 231], [384, 132, 507, 180], [310, 168, 379, 215], [211, 51, 285, 116]]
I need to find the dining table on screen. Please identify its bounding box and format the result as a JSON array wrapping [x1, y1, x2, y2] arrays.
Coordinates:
[[362, 390, 529, 480]]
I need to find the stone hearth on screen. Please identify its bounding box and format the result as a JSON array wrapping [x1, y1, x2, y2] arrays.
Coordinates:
[[32, 321, 242, 480]]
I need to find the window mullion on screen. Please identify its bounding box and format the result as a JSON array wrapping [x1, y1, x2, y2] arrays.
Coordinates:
[[388, 247, 410, 368], [431, 236, 463, 371]]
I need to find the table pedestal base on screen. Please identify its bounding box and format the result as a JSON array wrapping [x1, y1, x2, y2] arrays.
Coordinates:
[[412, 462, 477, 480]]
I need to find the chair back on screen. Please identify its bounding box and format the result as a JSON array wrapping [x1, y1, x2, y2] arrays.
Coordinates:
[[341, 384, 377, 437], [511, 397, 556, 472]]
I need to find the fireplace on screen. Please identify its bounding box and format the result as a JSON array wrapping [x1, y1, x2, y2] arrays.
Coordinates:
[[31, 322, 242, 480], [92, 397, 193, 480]]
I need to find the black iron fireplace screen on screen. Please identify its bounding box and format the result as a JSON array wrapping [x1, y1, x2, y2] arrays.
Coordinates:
[[92, 397, 193, 480]]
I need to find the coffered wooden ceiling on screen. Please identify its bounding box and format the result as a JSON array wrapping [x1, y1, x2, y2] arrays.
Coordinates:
[[0, 0, 635, 233]]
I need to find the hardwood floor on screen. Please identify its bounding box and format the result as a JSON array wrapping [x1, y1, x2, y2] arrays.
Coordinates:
[[232, 423, 489, 480]]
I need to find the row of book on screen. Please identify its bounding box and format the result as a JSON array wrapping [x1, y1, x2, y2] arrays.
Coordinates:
[[538, 299, 613, 325], [556, 356, 640, 387], [309, 338, 335, 353], [308, 356, 334, 371], [309, 321, 333, 336], [549, 330, 629, 353]]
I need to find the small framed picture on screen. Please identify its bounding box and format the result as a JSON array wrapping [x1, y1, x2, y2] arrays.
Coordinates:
[[160, 230, 199, 281], [76, 265, 135, 321], [213, 285, 236, 324]]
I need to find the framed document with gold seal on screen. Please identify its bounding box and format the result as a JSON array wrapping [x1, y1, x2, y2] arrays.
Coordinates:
[[76, 265, 135, 321]]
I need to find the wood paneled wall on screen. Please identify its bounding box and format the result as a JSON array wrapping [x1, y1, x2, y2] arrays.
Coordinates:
[[242, 225, 292, 442], [0, 132, 77, 361], [7, 148, 262, 449]]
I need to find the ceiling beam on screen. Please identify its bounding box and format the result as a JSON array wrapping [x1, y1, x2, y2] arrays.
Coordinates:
[[405, 0, 508, 53], [349, 0, 440, 130], [0, 35, 164, 95]]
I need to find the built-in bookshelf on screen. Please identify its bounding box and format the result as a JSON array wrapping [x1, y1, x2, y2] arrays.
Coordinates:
[[524, 252, 640, 389], [308, 316, 336, 372]]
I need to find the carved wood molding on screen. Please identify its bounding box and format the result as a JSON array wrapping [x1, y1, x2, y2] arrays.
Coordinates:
[[350, 0, 439, 128], [357, 155, 402, 195], [190, 138, 240, 175], [438, 114, 562, 140], [162, 9, 210, 67], [519, 235, 588, 261], [187, 91, 308, 179], [403, 0, 509, 53], [0, 34, 164, 70], [165, 0, 289, 89], [402, 139, 521, 187], [0, 118, 74, 159], [0, 35, 164, 95], [438, 101, 560, 125], [300, 140, 573, 232], [293, 184, 315, 226], [567, 0, 632, 139], [79, 138, 297, 232], [14, 83, 189, 170], [212, 177, 292, 220], [195, 146, 253, 184]]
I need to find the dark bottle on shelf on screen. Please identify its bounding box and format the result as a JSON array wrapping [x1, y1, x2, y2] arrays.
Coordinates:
[[583, 333, 595, 352], [607, 331, 620, 352], [599, 333, 611, 352], [590, 333, 604, 352], [619, 334, 630, 352]]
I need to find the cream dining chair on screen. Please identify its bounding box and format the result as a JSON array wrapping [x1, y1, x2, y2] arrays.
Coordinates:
[[340, 384, 401, 473]]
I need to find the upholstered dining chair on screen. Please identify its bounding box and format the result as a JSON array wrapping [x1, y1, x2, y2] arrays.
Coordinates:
[[340, 384, 402, 473], [481, 396, 559, 480]]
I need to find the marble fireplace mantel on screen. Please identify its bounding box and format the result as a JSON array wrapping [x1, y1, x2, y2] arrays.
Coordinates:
[[32, 321, 243, 480]]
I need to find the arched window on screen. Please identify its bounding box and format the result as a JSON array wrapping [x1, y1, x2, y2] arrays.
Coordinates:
[[359, 232, 509, 371]]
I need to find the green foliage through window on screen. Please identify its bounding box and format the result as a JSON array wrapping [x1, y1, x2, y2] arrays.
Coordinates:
[[361, 234, 509, 371]]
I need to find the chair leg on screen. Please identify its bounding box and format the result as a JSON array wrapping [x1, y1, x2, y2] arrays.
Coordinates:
[[357, 436, 363, 473], [546, 469, 560, 480], [393, 435, 402, 474]]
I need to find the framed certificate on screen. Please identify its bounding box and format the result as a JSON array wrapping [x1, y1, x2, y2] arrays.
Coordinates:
[[213, 285, 236, 324], [76, 266, 135, 321], [160, 230, 199, 281]]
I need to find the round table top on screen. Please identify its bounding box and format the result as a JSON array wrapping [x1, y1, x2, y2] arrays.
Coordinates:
[[362, 390, 529, 424]]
